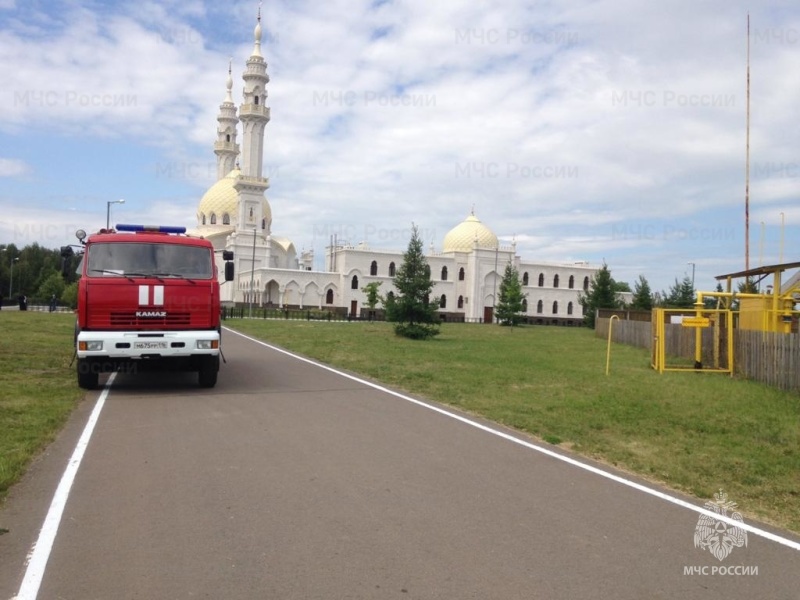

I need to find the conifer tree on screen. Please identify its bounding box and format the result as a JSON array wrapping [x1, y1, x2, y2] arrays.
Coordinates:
[[496, 263, 526, 326], [665, 276, 695, 308], [385, 225, 440, 339], [578, 262, 620, 328], [631, 275, 653, 311]]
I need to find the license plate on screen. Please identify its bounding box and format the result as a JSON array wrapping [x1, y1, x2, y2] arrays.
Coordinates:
[[134, 341, 169, 350]]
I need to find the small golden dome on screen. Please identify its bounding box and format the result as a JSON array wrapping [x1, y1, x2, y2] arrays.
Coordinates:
[[197, 169, 272, 227]]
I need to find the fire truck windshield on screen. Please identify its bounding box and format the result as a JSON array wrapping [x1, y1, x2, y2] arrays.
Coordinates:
[[87, 242, 213, 279]]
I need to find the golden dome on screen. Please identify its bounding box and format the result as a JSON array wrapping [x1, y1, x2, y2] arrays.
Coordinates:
[[197, 169, 272, 227], [442, 213, 498, 252]]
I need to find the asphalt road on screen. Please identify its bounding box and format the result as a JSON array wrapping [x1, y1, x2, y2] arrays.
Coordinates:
[[1, 326, 799, 599]]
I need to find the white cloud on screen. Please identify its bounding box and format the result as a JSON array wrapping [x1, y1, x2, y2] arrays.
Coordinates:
[[0, 158, 31, 177], [0, 0, 798, 294]]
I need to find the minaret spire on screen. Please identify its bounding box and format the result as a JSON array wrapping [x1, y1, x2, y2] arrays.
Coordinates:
[[238, 3, 270, 180], [214, 59, 239, 180], [252, 1, 263, 58]]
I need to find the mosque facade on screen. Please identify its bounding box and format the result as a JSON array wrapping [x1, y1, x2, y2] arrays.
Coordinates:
[[192, 12, 598, 324]]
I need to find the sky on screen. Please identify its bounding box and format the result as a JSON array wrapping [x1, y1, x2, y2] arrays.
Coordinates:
[[0, 0, 798, 294]]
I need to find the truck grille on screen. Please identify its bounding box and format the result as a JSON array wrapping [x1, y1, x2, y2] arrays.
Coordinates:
[[109, 312, 192, 327]]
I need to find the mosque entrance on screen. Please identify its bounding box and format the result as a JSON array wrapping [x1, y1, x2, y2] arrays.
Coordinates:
[[483, 306, 494, 324]]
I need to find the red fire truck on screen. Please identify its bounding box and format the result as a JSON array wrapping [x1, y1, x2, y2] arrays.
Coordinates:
[[73, 224, 233, 389]]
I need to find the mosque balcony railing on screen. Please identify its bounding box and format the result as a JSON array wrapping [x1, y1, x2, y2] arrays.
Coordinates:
[[235, 175, 270, 186], [239, 104, 270, 118], [245, 57, 266, 69], [214, 141, 239, 153]]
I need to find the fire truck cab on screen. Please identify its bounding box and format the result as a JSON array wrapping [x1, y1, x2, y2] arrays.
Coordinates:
[[74, 224, 233, 389]]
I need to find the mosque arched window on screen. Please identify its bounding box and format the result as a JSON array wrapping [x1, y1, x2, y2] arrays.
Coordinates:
[[553, 274, 560, 288], [226, 133, 231, 142], [254, 96, 259, 105], [351, 275, 358, 290], [222, 214, 230, 225], [569, 275, 575, 289], [201, 214, 206, 225], [552, 301, 559, 314], [389, 262, 396, 277], [441, 266, 448, 281], [440, 295, 447, 309], [522, 272, 529, 286], [567, 301, 574, 315], [538, 273, 544, 287], [261, 218, 266, 230], [326, 289, 334, 304], [458, 267, 465, 281], [522, 298, 528, 312], [387, 291, 395, 303], [370, 261, 378, 276], [537, 300, 543, 314], [458, 295, 464, 309], [583, 276, 590, 291], [210, 213, 217, 225]]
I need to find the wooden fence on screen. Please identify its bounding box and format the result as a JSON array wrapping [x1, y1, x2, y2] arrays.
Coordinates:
[[597, 317, 800, 392], [735, 329, 800, 392]]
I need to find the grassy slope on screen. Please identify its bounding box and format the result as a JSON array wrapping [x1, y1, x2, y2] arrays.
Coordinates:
[[0, 312, 82, 500]]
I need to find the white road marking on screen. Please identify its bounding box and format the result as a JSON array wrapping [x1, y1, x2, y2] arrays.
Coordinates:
[[13, 373, 117, 600], [226, 327, 800, 553]]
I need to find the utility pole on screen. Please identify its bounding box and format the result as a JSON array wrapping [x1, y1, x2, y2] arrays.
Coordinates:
[[106, 199, 125, 229], [249, 228, 257, 318]]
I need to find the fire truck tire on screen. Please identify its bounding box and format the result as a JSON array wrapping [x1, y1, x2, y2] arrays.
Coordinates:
[[198, 356, 219, 388], [77, 359, 99, 390]]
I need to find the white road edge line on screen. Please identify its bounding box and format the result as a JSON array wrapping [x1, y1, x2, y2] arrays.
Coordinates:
[[226, 326, 800, 553], [13, 373, 117, 600]]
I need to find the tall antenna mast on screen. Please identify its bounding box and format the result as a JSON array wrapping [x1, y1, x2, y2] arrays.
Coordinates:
[[745, 13, 751, 272]]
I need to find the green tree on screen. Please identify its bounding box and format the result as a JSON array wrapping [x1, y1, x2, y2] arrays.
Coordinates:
[[738, 278, 758, 294], [385, 225, 440, 339], [631, 275, 653, 311], [612, 280, 632, 293], [496, 263, 526, 326], [61, 281, 78, 309], [361, 281, 383, 320], [361, 281, 383, 310], [704, 282, 724, 309], [37, 271, 65, 301], [665, 276, 695, 308], [578, 262, 620, 328]]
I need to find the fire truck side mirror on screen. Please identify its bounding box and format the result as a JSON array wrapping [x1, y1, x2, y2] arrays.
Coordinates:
[[60, 246, 74, 277], [222, 250, 234, 261], [224, 261, 234, 282]]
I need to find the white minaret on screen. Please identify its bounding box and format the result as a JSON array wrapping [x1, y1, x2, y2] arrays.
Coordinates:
[[230, 5, 272, 304], [214, 60, 240, 181], [234, 4, 270, 234]]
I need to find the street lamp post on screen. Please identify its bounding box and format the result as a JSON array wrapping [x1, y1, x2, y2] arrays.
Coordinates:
[[10, 257, 19, 298], [106, 199, 125, 229]]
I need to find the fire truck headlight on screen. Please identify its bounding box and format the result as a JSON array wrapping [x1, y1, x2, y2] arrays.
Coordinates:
[[197, 340, 219, 350], [79, 341, 103, 351]]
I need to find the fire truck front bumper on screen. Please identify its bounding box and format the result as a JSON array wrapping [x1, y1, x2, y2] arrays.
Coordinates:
[[77, 330, 221, 359]]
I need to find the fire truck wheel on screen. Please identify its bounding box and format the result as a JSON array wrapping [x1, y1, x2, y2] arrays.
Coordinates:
[[198, 356, 219, 388], [77, 359, 99, 390]]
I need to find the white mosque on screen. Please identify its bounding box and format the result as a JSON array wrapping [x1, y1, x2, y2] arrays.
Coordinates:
[[193, 11, 598, 325]]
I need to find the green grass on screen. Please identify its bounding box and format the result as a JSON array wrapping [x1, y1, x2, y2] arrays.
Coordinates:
[[226, 319, 800, 534], [0, 312, 83, 502]]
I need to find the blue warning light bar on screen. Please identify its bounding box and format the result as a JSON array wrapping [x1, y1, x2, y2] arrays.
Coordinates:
[[116, 224, 187, 234]]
